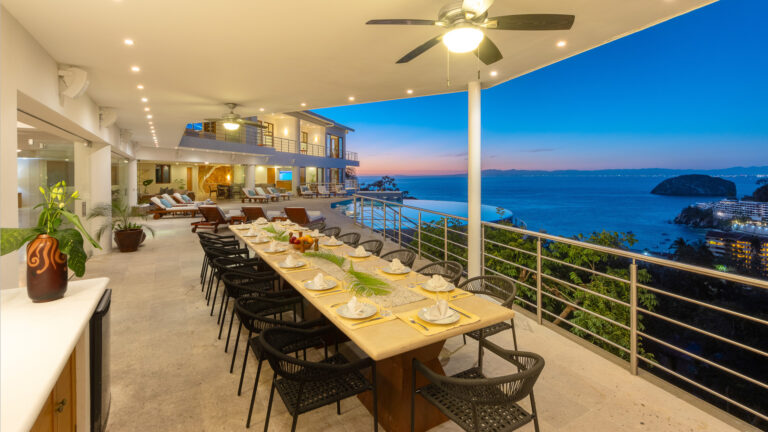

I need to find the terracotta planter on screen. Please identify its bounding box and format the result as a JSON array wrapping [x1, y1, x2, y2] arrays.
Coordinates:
[[114, 228, 144, 252], [26, 234, 68, 303]]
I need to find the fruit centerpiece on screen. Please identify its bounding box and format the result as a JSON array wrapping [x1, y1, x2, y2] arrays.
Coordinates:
[[289, 232, 317, 252]]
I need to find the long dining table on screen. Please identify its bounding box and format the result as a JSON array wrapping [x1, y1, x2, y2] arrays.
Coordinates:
[[229, 222, 515, 432]]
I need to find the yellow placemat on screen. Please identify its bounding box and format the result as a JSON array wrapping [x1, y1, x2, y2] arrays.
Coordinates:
[[411, 284, 473, 301], [298, 276, 345, 297], [375, 269, 413, 281], [396, 304, 479, 336], [335, 312, 397, 330]]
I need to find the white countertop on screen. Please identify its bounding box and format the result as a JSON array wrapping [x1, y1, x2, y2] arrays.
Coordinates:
[[1, 278, 109, 432]]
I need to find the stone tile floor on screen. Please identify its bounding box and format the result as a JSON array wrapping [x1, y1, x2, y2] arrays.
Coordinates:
[[75, 198, 743, 431]]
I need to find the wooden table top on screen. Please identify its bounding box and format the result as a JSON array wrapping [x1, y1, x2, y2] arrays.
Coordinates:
[[229, 224, 514, 361]]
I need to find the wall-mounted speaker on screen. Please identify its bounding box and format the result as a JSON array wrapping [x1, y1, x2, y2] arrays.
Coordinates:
[[99, 108, 118, 128], [58, 66, 90, 98]]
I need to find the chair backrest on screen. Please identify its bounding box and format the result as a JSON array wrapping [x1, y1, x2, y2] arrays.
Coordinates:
[[150, 196, 167, 209], [300, 185, 311, 194], [267, 187, 279, 194], [317, 185, 328, 194], [242, 206, 267, 222], [161, 193, 175, 204], [337, 232, 361, 247], [199, 205, 227, 223], [358, 239, 383, 256], [458, 275, 517, 307], [284, 207, 310, 225], [415, 260, 463, 285], [243, 188, 256, 198], [255, 187, 269, 196], [305, 220, 326, 232], [321, 227, 341, 237], [172, 192, 186, 204], [259, 327, 337, 383], [380, 249, 416, 268]]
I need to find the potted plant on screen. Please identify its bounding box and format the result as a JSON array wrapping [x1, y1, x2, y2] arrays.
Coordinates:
[[88, 199, 155, 253], [0, 181, 101, 302], [142, 179, 153, 194]]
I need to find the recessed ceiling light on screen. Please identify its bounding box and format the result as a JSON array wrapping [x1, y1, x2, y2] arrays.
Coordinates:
[[406, 89, 414, 95], [348, 96, 355, 101], [144, 107, 150, 112], [556, 40, 567, 48], [490, 70, 498, 77], [146, 114, 152, 119], [300, 102, 306, 107], [141, 97, 148, 102], [148, 121, 153, 125], [131, 66, 140, 72], [123, 39, 134, 46], [16, 149, 21, 153], [259, 108, 265, 112], [137, 84, 144, 89]]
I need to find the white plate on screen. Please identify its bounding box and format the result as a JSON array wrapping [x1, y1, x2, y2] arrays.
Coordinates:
[[263, 247, 287, 254], [303, 279, 338, 291], [249, 238, 270, 244], [381, 266, 411, 275], [233, 225, 251, 230], [348, 251, 372, 258], [321, 241, 343, 247], [420, 282, 455, 293], [336, 303, 377, 319], [242, 233, 260, 238], [418, 307, 460, 325], [279, 260, 307, 269]]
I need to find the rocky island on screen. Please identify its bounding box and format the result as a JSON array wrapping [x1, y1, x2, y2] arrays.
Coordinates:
[[651, 174, 736, 197]]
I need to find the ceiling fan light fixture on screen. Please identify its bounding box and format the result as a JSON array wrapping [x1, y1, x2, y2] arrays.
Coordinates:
[[223, 121, 240, 131], [443, 26, 484, 53]]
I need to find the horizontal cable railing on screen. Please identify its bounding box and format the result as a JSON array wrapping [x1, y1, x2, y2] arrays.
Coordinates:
[[348, 194, 768, 427]]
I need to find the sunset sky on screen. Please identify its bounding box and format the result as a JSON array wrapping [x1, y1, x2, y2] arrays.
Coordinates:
[[317, 0, 768, 176]]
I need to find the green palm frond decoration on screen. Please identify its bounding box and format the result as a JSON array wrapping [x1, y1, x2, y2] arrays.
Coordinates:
[[262, 225, 279, 234], [263, 225, 290, 242], [347, 263, 391, 296], [304, 251, 346, 268]]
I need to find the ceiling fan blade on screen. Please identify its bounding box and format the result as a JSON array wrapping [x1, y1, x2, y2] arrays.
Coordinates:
[[475, 36, 502, 65], [462, 0, 494, 17], [366, 19, 436, 26], [396, 35, 442, 64], [486, 14, 575, 31], [203, 118, 222, 122], [240, 120, 266, 128]]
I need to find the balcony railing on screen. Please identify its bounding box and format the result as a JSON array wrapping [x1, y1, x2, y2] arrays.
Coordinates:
[[348, 194, 768, 427], [183, 128, 359, 162]]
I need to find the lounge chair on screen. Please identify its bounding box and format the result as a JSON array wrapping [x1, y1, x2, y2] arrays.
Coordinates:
[[284, 207, 325, 226], [241, 189, 268, 203], [149, 196, 199, 219], [255, 187, 278, 202], [241, 206, 268, 222], [162, 193, 187, 206], [316, 185, 332, 198], [298, 185, 317, 198], [267, 186, 291, 201], [192, 205, 244, 233], [174, 192, 212, 206], [332, 184, 348, 196]]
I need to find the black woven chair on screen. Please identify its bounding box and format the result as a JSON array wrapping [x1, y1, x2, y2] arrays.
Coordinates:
[[411, 339, 544, 432], [380, 249, 417, 268], [305, 220, 326, 232], [459, 276, 519, 366], [415, 260, 463, 285], [321, 226, 341, 238], [258, 326, 378, 431], [337, 232, 361, 247], [357, 239, 383, 256], [197, 233, 239, 287], [201, 244, 250, 305]]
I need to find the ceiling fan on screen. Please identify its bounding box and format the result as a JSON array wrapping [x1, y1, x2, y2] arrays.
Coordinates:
[[204, 103, 265, 131], [366, 0, 574, 65]]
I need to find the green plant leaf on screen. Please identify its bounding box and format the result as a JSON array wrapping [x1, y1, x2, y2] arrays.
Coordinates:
[[50, 228, 88, 277], [0, 228, 42, 255], [304, 251, 346, 267], [60, 210, 101, 249], [347, 264, 391, 296]]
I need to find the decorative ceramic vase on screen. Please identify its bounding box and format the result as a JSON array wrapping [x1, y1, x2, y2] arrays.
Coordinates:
[[26, 234, 68, 302], [114, 228, 144, 252]]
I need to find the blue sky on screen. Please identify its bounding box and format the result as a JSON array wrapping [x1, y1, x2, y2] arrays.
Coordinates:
[[317, 0, 768, 176]]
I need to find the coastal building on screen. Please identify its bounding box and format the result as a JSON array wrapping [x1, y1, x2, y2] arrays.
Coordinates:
[[706, 230, 768, 276], [713, 199, 768, 222]]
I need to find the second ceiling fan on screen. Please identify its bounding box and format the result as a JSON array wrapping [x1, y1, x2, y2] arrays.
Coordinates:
[[367, 0, 575, 65]]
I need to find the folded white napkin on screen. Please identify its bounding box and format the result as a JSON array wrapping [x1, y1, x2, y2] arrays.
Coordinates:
[[327, 235, 339, 244], [268, 240, 279, 251], [389, 258, 405, 272], [347, 296, 364, 316], [310, 229, 321, 237], [247, 227, 256, 235], [426, 274, 448, 290], [426, 299, 450, 320], [313, 273, 326, 289], [256, 217, 268, 224], [256, 233, 269, 243], [283, 254, 297, 267], [354, 246, 367, 257]]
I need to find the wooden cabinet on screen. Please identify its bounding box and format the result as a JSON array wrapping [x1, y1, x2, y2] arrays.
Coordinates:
[[30, 351, 76, 432]]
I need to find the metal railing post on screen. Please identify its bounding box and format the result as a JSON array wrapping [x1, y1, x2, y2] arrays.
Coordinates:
[[382, 203, 387, 240], [444, 216, 448, 261], [536, 237, 543, 325], [630, 259, 638, 375], [398, 208, 402, 246], [417, 212, 422, 259], [481, 226, 485, 276], [353, 196, 358, 225], [370, 199, 375, 232]]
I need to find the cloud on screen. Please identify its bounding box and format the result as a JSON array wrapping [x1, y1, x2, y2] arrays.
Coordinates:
[[441, 151, 468, 157], [522, 147, 556, 153]]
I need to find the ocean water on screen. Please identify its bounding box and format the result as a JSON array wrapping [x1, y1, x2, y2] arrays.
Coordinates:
[[357, 174, 762, 252]]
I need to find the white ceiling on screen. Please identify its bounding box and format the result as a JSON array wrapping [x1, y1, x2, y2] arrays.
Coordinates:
[[4, 0, 716, 149]]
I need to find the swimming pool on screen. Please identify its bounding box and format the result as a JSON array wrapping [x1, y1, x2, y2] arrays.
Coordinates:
[[331, 199, 521, 225]]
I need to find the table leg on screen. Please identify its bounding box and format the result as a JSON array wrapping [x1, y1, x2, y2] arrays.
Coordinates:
[[358, 342, 448, 432]]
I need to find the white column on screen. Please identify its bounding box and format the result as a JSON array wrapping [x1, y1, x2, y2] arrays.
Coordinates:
[[244, 164, 255, 190], [90, 144, 112, 254], [0, 71, 19, 288], [127, 159, 138, 206], [467, 80, 482, 278], [294, 118, 301, 154], [291, 166, 300, 195]]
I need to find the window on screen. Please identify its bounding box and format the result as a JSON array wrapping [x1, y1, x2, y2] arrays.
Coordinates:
[[155, 164, 171, 183], [301, 131, 308, 143]]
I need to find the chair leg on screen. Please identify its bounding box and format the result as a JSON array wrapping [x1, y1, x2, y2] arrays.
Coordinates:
[[209, 279, 221, 316], [225, 305, 236, 352], [290, 410, 300, 432], [238, 337, 252, 396], [372, 363, 378, 432], [230, 323, 242, 373], [530, 391, 540, 432], [336, 400, 341, 415], [462, 334, 467, 345], [477, 329, 485, 371], [511, 319, 518, 350], [218, 294, 229, 338]]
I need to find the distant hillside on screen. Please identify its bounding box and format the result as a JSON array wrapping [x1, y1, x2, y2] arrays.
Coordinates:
[[651, 174, 737, 197], [474, 166, 768, 177]]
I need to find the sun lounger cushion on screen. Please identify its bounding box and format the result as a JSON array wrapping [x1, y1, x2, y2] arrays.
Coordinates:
[[307, 210, 324, 222], [266, 210, 281, 220], [160, 198, 174, 208], [181, 194, 193, 203]]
